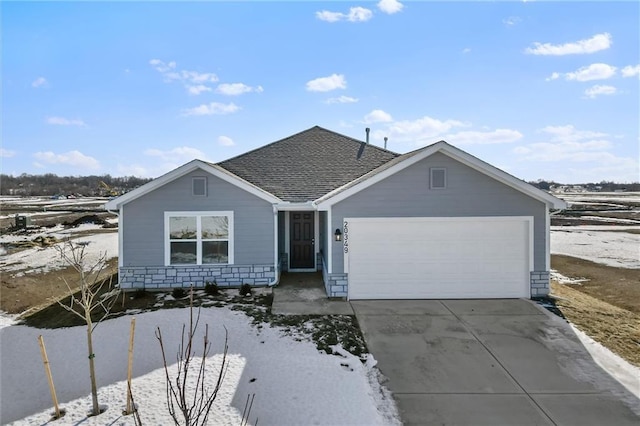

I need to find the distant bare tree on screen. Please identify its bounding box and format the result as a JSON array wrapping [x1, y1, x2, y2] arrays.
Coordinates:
[[56, 241, 119, 416]]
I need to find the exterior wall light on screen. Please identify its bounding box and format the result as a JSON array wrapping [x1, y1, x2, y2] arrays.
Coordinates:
[[334, 228, 342, 241]]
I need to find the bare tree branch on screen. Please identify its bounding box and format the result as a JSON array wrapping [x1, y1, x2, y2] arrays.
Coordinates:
[[155, 287, 229, 426]]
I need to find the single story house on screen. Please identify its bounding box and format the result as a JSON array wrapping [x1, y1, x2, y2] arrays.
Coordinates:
[[105, 126, 566, 299]]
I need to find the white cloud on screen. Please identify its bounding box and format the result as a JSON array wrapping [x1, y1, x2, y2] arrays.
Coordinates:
[[525, 32, 612, 56], [503, 16, 521, 26], [182, 102, 240, 116], [621, 64, 640, 78], [187, 85, 213, 95], [584, 85, 617, 99], [540, 125, 608, 142], [364, 109, 393, 124], [149, 59, 176, 73], [545, 72, 561, 82], [445, 129, 523, 145], [377, 0, 404, 14], [144, 146, 207, 162], [218, 136, 235, 147], [325, 95, 359, 104], [31, 77, 48, 88], [347, 7, 373, 22], [316, 10, 344, 23], [149, 59, 219, 94], [306, 74, 347, 92], [216, 83, 264, 96], [371, 115, 469, 145], [1, 148, 16, 158], [180, 70, 218, 84], [33, 150, 100, 170], [316, 7, 373, 23], [565, 63, 617, 81], [46, 116, 87, 127], [513, 125, 638, 176]]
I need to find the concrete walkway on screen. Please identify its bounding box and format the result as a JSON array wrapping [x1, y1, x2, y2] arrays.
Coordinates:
[[271, 272, 354, 315], [352, 299, 640, 425]]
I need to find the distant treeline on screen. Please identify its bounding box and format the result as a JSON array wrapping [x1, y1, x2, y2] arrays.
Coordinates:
[[1, 174, 152, 196], [529, 180, 640, 192], [1, 173, 638, 197]]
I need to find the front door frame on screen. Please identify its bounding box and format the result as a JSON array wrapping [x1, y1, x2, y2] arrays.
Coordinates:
[[285, 210, 318, 271]]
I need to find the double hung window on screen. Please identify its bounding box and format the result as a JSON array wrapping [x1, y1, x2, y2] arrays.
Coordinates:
[[165, 212, 233, 265]]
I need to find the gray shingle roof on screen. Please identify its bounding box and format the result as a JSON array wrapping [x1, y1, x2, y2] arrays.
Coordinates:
[[217, 126, 399, 202]]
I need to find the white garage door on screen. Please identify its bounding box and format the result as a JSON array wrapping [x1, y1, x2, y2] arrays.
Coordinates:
[[346, 217, 532, 300]]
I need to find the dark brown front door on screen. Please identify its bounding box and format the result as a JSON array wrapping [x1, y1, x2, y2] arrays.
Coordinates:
[[290, 211, 314, 269]]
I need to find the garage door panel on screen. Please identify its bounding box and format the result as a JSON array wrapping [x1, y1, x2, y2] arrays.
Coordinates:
[[347, 217, 531, 300]]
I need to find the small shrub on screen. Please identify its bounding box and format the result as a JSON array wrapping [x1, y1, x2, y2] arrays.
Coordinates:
[[239, 283, 252, 297], [172, 287, 187, 299], [205, 280, 219, 296]]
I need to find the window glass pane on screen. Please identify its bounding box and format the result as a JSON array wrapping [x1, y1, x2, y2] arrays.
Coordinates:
[[170, 241, 197, 264], [202, 241, 228, 264], [202, 216, 229, 239], [170, 216, 197, 239], [193, 178, 206, 196]]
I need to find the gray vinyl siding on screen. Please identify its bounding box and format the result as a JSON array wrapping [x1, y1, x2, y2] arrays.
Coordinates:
[[331, 152, 548, 273], [122, 169, 274, 267]]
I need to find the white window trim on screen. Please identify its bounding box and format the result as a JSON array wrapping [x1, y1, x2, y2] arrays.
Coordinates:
[[192, 177, 207, 197], [430, 167, 447, 189], [164, 211, 234, 266]]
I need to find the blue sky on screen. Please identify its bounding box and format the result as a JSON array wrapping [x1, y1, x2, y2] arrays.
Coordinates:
[[2, 0, 639, 183]]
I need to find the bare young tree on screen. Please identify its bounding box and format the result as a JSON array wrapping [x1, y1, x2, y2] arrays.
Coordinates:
[[56, 241, 119, 416], [155, 289, 229, 426]]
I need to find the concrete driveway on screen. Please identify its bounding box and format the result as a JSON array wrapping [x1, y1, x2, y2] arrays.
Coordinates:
[[352, 299, 639, 425]]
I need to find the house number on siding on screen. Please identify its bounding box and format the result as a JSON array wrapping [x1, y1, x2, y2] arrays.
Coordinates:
[[343, 221, 349, 254]]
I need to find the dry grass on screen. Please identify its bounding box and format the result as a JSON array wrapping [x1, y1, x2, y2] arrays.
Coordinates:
[[550, 280, 640, 367]]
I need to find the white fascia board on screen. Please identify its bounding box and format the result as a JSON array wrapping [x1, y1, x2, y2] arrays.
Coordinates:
[[436, 146, 568, 210], [104, 160, 281, 210], [314, 143, 444, 209], [275, 201, 317, 211], [314, 141, 567, 210]]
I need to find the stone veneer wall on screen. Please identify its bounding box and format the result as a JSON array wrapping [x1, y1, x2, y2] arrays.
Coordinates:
[[119, 264, 276, 290], [320, 258, 348, 298], [530, 271, 550, 297]]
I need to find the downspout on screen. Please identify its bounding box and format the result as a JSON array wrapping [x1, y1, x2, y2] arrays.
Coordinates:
[[268, 204, 281, 286]]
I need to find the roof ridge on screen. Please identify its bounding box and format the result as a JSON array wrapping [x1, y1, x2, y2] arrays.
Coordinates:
[[311, 125, 401, 156], [218, 126, 400, 165]]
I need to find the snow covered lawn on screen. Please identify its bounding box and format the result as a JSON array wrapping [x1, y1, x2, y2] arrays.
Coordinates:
[[0, 223, 118, 276], [0, 307, 399, 425], [551, 225, 640, 269]]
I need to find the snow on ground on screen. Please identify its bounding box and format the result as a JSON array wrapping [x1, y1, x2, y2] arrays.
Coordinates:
[[551, 226, 640, 269], [0, 211, 73, 220], [550, 270, 590, 285], [0, 223, 118, 276], [571, 324, 640, 399], [557, 192, 640, 204], [0, 196, 108, 207], [0, 307, 400, 425]]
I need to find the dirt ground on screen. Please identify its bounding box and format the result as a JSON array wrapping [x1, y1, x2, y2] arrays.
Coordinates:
[[551, 254, 640, 366], [0, 258, 118, 315]]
